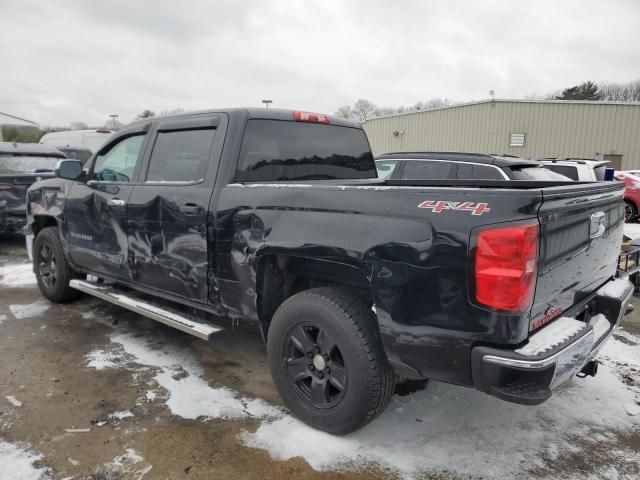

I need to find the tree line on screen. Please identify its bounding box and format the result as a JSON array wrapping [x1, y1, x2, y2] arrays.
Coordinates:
[[335, 79, 640, 121]]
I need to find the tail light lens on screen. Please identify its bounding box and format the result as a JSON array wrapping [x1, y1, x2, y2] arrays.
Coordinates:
[[475, 223, 539, 312]]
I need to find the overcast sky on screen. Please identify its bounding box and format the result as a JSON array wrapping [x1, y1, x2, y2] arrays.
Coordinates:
[[1, 0, 639, 127]]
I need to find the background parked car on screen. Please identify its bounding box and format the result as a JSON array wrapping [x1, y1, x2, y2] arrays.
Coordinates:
[[0, 142, 66, 234], [538, 158, 608, 181], [614, 171, 640, 222], [39, 128, 112, 153], [375, 152, 571, 181], [55, 145, 93, 163]]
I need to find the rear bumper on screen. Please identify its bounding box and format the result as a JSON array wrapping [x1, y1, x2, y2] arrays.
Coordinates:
[[471, 278, 634, 405]]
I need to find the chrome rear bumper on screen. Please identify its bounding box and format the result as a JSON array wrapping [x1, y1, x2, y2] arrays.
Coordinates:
[[471, 278, 634, 405]]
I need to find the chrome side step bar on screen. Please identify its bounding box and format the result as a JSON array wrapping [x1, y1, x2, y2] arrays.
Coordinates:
[[70, 279, 223, 340]]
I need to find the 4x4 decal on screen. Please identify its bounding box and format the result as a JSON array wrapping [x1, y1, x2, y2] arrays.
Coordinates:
[[418, 200, 490, 216]]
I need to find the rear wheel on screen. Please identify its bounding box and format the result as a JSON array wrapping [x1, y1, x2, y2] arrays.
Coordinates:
[[625, 200, 638, 223], [267, 287, 395, 435], [34, 227, 78, 303]]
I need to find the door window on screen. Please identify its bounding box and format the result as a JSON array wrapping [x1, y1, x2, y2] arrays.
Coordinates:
[[92, 135, 145, 182], [457, 163, 505, 180], [145, 129, 216, 183], [401, 160, 455, 180]]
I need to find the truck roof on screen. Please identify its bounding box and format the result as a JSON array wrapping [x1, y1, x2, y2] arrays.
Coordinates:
[[375, 152, 541, 168], [538, 158, 609, 167], [127, 108, 362, 129], [0, 142, 66, 157]]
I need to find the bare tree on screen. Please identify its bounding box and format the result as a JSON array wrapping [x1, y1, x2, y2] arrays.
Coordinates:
[[69, 121, 89, 130], [137, 110, 156, 118]]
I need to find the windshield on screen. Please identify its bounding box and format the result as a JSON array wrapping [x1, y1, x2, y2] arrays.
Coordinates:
[[509, 166, 573, 181], [0, 154, 60, 174]]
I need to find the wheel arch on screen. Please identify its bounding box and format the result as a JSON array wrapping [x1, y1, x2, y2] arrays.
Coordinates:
[[255, 250, 375, 341]]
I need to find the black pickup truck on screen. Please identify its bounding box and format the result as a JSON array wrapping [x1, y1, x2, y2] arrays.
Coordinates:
[[25, 108, 633, 434]]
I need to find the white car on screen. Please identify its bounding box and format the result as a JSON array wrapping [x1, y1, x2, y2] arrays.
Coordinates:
[[538, 158, 609, 182], [40, 128, 112, 153]]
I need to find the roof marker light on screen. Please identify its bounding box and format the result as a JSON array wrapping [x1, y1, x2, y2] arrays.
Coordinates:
[[294, 111, 330, 124]]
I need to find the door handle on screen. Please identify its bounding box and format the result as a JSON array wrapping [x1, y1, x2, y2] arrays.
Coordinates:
[[107, 198, 126, 207], [180, 203, 199, 215]]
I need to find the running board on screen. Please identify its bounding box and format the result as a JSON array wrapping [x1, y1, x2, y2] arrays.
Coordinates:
[[70, 279, 223, 340]]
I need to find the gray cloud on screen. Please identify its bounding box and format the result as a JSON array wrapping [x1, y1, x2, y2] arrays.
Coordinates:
[[1, 0, 638, 127]]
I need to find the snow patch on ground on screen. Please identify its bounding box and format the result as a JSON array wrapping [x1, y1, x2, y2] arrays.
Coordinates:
[[242, 336, 640, 479], [109, 410, 134, 421], [0, 441, 46, 480], [6, 395, 23, 407], [99, 448, 152, 479], [9, 300, 50, 319], [87, 328, 278, 421], [85, 348, 124, 370], [0, 262, 36, 287], [88, 314, 640, 479]]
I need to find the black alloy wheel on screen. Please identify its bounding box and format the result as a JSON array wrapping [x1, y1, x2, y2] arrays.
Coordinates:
[[38, 243, 57, 289], [284, 323, 347, 409]]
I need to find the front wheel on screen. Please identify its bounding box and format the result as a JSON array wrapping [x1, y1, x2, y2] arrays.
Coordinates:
[[625, 201, 638, 223], [267, 287, 395, 435], [34, 227, 78, 303]]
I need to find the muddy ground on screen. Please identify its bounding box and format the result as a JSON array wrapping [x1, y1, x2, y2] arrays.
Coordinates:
[[0, 234, 638, 480]]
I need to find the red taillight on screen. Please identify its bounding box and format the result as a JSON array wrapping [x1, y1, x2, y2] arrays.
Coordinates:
[[294, 111, 330, 124], [475, 223, 539, 312]]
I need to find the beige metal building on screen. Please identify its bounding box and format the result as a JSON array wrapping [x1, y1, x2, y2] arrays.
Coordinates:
[[363, 99, 640, 170]]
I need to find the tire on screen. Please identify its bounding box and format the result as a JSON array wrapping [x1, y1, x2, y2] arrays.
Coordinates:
[[33, 227, 78, 303], [625, 200, 638, 223], [267, 287, 395, 435]]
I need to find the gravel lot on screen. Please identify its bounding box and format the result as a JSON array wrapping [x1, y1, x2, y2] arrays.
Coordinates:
[[1, 235, 639, 479]]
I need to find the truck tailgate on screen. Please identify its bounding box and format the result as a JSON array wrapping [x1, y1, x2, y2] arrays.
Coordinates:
[[530, 182, 625, 330]]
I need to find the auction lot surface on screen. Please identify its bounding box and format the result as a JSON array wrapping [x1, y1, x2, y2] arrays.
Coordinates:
[[1, 236, 639, 480]]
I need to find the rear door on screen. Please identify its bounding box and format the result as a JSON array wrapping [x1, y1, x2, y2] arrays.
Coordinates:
[[126, 114, 226, 303], [530, 182, 625, 329]]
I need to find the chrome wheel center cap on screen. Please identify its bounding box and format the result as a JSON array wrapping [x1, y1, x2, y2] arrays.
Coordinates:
[[313, 354, 326, 371]]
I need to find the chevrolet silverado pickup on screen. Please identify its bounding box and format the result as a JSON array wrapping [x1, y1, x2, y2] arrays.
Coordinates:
[[25, 108, 632, 434]]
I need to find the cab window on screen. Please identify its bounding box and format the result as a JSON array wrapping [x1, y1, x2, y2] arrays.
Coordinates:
[[92, 135, 145, 182]]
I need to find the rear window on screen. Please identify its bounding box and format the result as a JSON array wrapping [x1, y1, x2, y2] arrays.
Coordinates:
[[543, 164, 579, 181], [509, 166, 573, 181], [236, 120, 375, 182], [0, 155, 60, 174]]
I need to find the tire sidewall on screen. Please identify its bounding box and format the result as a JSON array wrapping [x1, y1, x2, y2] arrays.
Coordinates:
[[34, 228, 71, 302], [625, 200, 637, 223], [268, 292, 379, 433]]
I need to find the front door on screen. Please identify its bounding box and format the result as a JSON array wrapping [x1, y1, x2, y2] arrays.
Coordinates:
[[126, 115, 223, 303], [65, 131, 148, 279]]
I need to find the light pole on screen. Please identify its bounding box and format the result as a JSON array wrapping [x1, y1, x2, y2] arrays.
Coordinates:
[[109, 114, 119, 130], [261, 99, 273, 108]]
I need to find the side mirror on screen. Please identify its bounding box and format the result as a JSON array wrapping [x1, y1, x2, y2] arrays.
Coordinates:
[[55, 159, 85, 181]]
